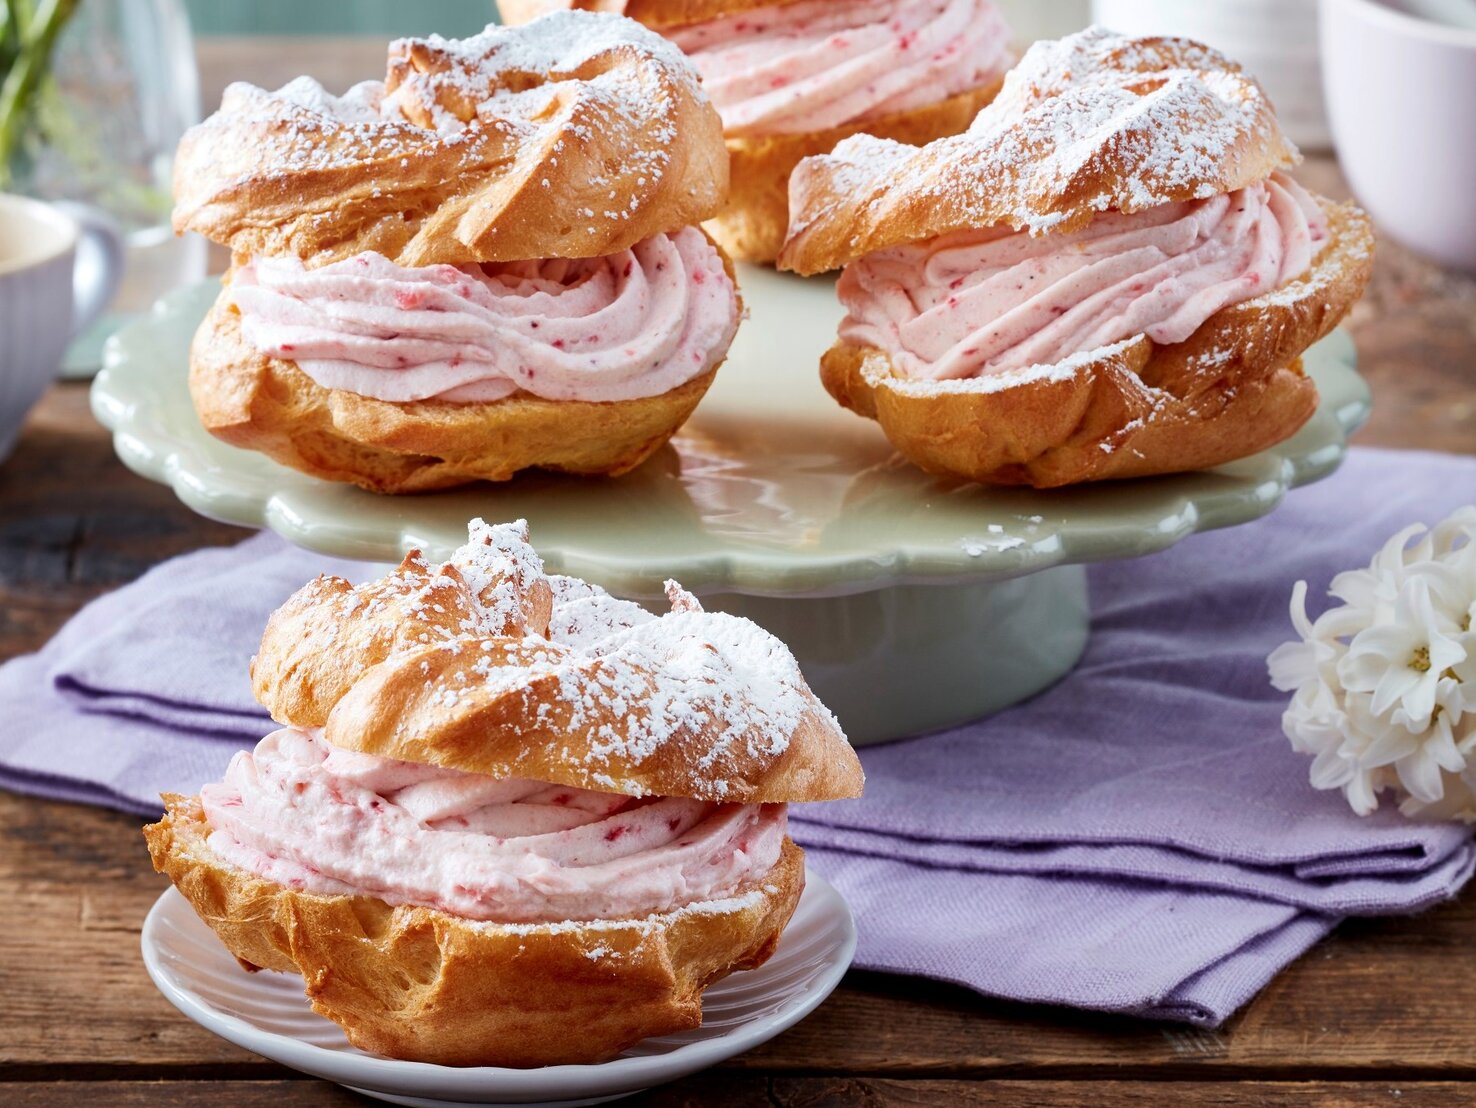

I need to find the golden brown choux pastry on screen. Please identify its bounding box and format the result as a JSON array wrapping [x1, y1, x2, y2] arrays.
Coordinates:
[[779, 28, 1375, 487], [174, 14, 741, 492], [499, 0, 1016, 265], [146, 519, 863, 1067]]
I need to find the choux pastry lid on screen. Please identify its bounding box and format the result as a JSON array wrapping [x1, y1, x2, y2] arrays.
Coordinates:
[[251, 520, 865, 805], [174, 12, 729, 268], [780, 26, 1299, 275]]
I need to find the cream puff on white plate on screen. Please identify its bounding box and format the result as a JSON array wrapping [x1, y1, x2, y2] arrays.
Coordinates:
[[146, 519, 862, 1067]]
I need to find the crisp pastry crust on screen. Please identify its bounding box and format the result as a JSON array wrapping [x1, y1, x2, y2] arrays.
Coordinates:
[[779, 32, 1297, 276], [250, 537, 865, 803], [145, 522, 861, 1066], [784, 28, 1376, 485], [174, 18, 727, 268], [709, 79, 1003, 265], [501, 2, 1010, 265], [819, 199, 1375, 487], [177, 17, 739, 492], [499, 0, 814, 31], [146, 794, 805, 1067], [188, 286, 724, 493]]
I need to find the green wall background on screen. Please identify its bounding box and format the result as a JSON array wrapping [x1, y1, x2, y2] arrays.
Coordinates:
[[185, 1, 500, 38]]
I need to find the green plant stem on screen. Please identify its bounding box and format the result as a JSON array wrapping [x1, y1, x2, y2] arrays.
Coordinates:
[[0, 2, 24, 94], [0, 0, 79, 188]]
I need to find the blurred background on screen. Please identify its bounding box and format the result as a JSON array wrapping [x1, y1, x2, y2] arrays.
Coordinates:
[[185, 0, 490, 37]]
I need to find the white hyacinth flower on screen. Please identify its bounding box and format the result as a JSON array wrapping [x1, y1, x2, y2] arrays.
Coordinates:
[[1268, 507, 1476, 820], [1337, 576, 1465, 725]]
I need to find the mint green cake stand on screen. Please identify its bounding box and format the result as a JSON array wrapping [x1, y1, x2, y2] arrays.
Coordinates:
[[91, 267, 1369, 745]]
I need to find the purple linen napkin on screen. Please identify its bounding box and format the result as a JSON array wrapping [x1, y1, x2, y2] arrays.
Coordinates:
[[793, 446, 1476, 1024], [0, 446, 1471, 1027], [46, 535, 354, 735], [0, 534, 346, 808]]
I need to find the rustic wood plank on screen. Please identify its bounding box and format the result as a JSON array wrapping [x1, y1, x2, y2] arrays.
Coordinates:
[[6, 1080, 1476, 1107], [751, 1080, 1476, 1107], [1294, 158, 1476, 459], [2, 791, 1475, 1080], [4, 1082, 361, 1106]]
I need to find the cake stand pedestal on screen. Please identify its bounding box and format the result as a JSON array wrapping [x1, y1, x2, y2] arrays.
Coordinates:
[[711, 568, 1090, 742], [92, 267, 1369, 745]]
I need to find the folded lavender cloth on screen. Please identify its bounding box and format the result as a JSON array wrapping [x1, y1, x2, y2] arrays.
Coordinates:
[[0, 447, 1470, 1027], [793, 448, 1476, 1024], [0, 536, 347, 811]]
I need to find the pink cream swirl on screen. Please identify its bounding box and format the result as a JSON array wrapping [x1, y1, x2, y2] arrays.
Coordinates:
[[230, 226, 738, 404], [200, 728, 786, 924], [836, 172, 1330, 381], [669, 0, 1012, 137]]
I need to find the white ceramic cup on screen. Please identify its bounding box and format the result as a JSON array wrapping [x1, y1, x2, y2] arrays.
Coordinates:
[[1321, 0, 1476, 272], [0, 193, 124, 461]]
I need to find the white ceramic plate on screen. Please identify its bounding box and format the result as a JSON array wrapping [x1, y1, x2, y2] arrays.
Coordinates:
[[92, 267, 1369, 599], [141, 872, 856, 1107]]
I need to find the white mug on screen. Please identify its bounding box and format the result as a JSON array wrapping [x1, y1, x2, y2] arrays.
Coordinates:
[[1321, 0, 1476, 272], [0, 193, 125, 461]]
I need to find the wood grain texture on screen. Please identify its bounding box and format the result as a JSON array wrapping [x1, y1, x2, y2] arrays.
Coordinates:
[[2, 786, 1476, 1081], [1, 42, 1475, 1098], [1294, 159, 1476, 458], [0, 386, 248, 657], [5, 1080, 1476, 1107]]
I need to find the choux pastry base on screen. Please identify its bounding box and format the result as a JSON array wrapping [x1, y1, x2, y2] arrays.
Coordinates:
[[819, 200, 1375, 487], [188, 293, 723, 493], [146, 795, 805, 1068]]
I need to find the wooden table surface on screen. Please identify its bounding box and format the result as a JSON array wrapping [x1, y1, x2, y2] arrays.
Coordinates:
[[3, 37, 1476, 1108]]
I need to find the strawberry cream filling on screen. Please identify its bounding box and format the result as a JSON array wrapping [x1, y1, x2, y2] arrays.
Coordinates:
[[201, 727, 787, 924], [230, 226, 738, 404], [836, 172, 1330, 381], [669, 0, 1011, 137]]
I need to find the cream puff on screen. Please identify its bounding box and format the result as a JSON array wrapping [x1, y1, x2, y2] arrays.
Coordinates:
[[779, 28, 1376, 487], [173, 14, 740, 492], [144, 519, 863, 1067], [499, 0, 1015, 265]]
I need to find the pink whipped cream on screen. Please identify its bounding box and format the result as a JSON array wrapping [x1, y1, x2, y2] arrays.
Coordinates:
[[200, 728, 786, 923], [230, 226, 738, 404], [669, 0, 1011, 137], [837, 172, 1329, 381]]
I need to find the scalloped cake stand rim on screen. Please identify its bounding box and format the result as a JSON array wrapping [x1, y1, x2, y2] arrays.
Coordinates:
[[90, 274, 1369, 600]]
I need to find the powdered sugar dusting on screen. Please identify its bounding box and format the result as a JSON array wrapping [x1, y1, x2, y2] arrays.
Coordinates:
[[378, 12, 706, 207], [275, 76, 384, 123], [317, 518, 838, 800], [865, 337, 1142, 396], [583, 608, 813, 773], [784, 26, 1298, 270], [451, 519, 542, 615], [546, 574, 655, 647], [964, 26, 1292, 228], [203, 78, 440, 180], [173, 11, 724, 264], [384, 12, 703, 130]]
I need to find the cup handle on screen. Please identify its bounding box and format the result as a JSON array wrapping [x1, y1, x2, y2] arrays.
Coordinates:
[[51, 200, 127, 338]]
